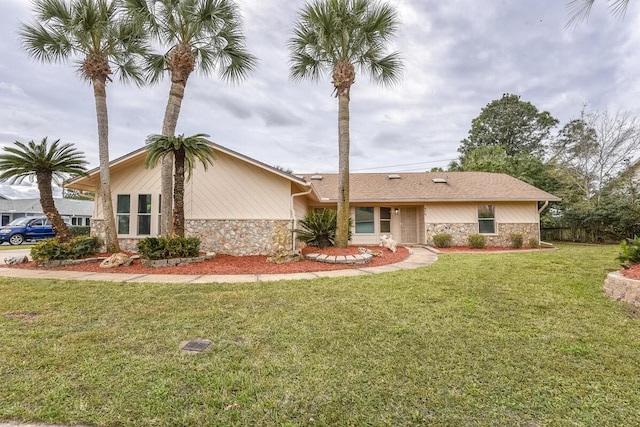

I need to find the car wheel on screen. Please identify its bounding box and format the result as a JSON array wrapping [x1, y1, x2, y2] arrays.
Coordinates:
[[9, 234, 24, 245]]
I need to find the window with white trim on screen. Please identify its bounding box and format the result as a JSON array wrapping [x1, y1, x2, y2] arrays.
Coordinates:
[[355, 207, 375, 233], [478, 204, 495, 234], [117, 195, 131, 234], [380, 207, 391, 233], [137, 194, 152, 235]]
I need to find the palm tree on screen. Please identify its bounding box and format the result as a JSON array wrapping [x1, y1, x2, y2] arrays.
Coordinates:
[[19, 0, 147, 252], [123, 0, 257, 236], [288, 0, 402, 248], [144, 133, 215, 237], [567, 0, 630, 27], [0, 138, 88, 242]]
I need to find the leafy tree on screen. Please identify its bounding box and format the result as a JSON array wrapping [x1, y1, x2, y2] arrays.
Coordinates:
[[19, 0, 147, 252], [123, 0, 257, 236], [0, 138, 88, 242], [289, 0, 403, 247], [549, 108, 640, 204], [144, 133, 216, 237], [451, 146, 559, 194], [459, 94, 558, 158]]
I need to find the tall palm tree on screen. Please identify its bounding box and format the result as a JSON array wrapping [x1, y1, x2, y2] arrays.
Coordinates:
[[0, 138, 88, 242], [144, 133, 215, 237], [567, 0, 630, 27], [19, 0, 147, 252], [289, 0, 403, 248], [123, 0, 257, 236]]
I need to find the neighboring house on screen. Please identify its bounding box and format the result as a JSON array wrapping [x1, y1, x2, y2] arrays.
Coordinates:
[[66, 142, 560, 254], [0, 198, 93, 227]]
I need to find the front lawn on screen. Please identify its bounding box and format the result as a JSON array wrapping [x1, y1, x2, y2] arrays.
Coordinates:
[[1, 244, 638, 426]]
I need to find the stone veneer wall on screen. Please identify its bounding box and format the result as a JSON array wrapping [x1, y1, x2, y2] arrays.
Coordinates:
[[92, 218, 293, 256], [185, 219, 293, 256], [90, 219, 107, 251], [425, 222, 540, 247]]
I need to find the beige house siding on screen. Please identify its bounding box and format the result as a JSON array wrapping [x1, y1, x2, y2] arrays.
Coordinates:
[[187, 151, 292, 219], [425, 203, 477, 223], [494, 202, 539, 223]]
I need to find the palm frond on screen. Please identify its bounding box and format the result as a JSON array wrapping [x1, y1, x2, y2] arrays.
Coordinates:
[[566, 0, 629, 28]]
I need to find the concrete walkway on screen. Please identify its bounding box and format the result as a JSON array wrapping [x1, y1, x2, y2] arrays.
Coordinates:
[[0, 247, 438, 283]]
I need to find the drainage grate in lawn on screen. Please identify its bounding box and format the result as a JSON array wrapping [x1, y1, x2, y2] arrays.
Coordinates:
[[180, 338, 211, 352]]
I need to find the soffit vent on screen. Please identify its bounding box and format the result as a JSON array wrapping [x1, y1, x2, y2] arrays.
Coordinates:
[[311, 175, 323, 180], [432, 178, 448, 184], [388, 174, 401, 179]]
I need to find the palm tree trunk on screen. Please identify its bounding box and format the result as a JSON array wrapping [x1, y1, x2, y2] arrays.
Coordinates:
[[92, 77, 120, 252], [173, 149, 186, 237], [160, 80, 187, 236], [36, 171, 70, 242], [335, 90, 351, 248]]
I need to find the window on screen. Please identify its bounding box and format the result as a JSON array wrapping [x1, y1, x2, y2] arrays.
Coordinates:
[[380, 207, 391, 233], [355, 207, 375, 233], [138, 194, 152, 235], [157, 194, 162, 235], [117, 195, 131, 234], [478, 204, 495, 234]]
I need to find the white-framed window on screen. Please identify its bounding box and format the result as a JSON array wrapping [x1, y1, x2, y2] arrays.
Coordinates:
[[478, 204, 495, 234], [137, 194, 152, 235], [117, 194, 131, 234], [355, 207, 375, 234], [380, 207, 391, 233]]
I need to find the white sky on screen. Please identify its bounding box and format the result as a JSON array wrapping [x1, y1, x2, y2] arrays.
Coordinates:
[[1, 0, 639, 175]]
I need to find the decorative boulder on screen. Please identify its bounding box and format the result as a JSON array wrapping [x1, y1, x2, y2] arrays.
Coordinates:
[[100, 253, 133, 268], [379, 234, 398, 253], [4, 256, 29, 265]]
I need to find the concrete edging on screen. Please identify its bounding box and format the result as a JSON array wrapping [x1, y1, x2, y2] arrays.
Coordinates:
[[604, 270, 640, 306]]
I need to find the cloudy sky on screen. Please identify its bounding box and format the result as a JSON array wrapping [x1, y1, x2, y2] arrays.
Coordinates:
[[1, 0, 639, 177]]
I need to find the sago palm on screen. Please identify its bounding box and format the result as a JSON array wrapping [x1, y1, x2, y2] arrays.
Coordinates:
[[123, 0, 257, 236], [19, 0, 147, 252], [0, 138, 88, 242], [144, 133, 216, 237], [289, 0, 402, 247]]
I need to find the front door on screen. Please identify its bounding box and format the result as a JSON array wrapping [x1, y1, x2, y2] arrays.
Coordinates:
[[401, 207, 418, 243]]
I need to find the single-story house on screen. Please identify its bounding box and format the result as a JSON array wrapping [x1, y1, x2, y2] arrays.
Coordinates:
[[0, 198, 93, 226], [66, 142, 560, 254]]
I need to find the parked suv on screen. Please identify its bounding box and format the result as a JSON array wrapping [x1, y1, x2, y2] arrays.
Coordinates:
[[0, 216, 69, 245]]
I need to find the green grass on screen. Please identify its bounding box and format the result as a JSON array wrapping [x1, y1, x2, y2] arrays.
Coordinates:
[[1, 244, 639, 426], [0, 243, 33, 250]]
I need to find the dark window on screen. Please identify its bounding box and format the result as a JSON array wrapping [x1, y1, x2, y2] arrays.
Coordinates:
[[137, 194, 152, 235], [380, 207, 391, 233], [355, 207, 375, 234], [478, 204, 495, 234], [117, 195, 130, 234]]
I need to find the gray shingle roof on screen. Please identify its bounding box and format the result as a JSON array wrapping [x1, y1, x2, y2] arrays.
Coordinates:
[[301, 172, 560, 203], [0, 198, 93, 216]]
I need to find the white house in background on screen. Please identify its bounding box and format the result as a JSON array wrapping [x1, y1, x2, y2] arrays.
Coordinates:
[[0, 198, 93, 226], [66, 141, 560, 255]]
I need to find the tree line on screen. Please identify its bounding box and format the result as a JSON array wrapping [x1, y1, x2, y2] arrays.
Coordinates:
[[448, 93, 640, 242]]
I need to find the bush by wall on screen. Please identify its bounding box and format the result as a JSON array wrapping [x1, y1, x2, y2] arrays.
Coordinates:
[[137, 236, 201, 260], [69, 226, 91, 237], [509, 233, 523, 249], [432, 233, 452, 248], [468, 234, 486, 249], [30, 236, 101, 262], [618, 236, 640, 266]]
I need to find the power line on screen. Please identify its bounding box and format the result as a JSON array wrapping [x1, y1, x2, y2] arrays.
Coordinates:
[[351, 158, 457, 172]]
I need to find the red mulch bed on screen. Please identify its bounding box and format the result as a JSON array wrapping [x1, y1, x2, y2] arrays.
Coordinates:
[[622, 264, 640, 280], [6, 246, 409, 276]]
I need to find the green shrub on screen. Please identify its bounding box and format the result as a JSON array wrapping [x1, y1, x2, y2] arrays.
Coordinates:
[[529, 237, 539, 248], [618, 236, 640, 265], [31, 236, 101, 262], [69, 226, 91, 237], [509, 233, 523, 249], [137, 236, 201, 260], [296, 209, 339, 248], [432, 233, 452, 248], [468, 234, 486, 249]]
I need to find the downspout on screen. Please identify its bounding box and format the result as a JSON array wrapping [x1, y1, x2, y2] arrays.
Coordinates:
[[290, 184, 313, 251], [537, 200, 553, 247]]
